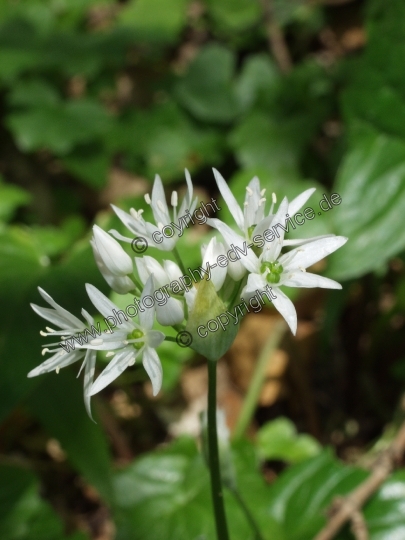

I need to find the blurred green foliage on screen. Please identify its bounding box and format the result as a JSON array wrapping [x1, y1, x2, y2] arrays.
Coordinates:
[[1, 0, 405, 538]]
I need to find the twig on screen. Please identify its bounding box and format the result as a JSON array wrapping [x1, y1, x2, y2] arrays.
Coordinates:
[[313, 419, 405, 540], [260, 0, 292, 74], [350, 509, 368, 540]]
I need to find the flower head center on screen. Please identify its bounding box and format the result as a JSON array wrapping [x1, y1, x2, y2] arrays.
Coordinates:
[[128, 328, 145, 350], [260, 261, 283, 284]]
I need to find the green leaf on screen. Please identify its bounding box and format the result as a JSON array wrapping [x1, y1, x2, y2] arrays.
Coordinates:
[[118, 0, 188, 43], [113, 437, 282, 540], [257, 417, 321, 463], [327, 124, 405, 280], [235, 54, 280, 112], [175, 44, 240, 124], [6, 98, 112, 155], [205, 0, 261, 33], [0, 180, 31, 222]]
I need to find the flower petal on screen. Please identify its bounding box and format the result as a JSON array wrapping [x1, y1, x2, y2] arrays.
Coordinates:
[[288, 188, 316, 217], [156, 297, 184, 326], [85, 284, 133, 331], [146, 329, 165, 348], [212, 168, 245, 231], [93, 225, 133, 275], [27, 349, 84, 377], [139, 275, 156, 329], [83, 349, 97, 422], [142, 347, 163, 396], [90, 348, 137, 396], [282, 271, 342, 289], [279, 236, 348, 271], [37, 288, 84, 329], [271, 289, 297, 335]]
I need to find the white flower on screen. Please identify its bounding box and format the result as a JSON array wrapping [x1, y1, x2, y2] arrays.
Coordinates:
[[28, 287, 97, 421], [135, 256, 185, 326], [85, 276, 165, 396], [241, 234, 348, 335], [207, 169, 329, 279], [109, 170, 197, 250], [91, 225, 135, 294]]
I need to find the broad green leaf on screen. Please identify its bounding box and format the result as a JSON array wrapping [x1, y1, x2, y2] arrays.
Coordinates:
[[118, 0, 187, 43], [257, 417, 321, 463], [175, 44, 240, 124], [205, 0, 261, 33], [6, 99, 112, 155], [327, 124, 405, 280], [0, 181, 30, 222], [113, 437, 282, 540], [235, 54, 280, 112]]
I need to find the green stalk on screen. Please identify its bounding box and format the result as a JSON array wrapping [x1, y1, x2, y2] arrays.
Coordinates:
[[173, 247, 188, 276], [207, 360, 230, 540], [232, 319, 287, 441]]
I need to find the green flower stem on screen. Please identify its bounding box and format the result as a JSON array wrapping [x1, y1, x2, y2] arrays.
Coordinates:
[[207, 360, 230, 540], [226, 483, 265, 540], [131, 276, 143, 293], [173, 247, 187, 276], [232, 319, 287, 441]]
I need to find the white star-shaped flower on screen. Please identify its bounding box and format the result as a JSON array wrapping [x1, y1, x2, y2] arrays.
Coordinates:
[[28, 287, 97, 421], [85, 276, 165, 396], [109, 170, 197, 250]]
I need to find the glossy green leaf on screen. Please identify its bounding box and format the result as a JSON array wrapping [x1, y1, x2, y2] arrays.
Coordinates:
[[327, 124, 405, 280], [118, 0, 187, 42], [205, 0, 261, 33], [257, 417, 321, 463], [175, 45, 239, 124], [113, 437, 282, 540]]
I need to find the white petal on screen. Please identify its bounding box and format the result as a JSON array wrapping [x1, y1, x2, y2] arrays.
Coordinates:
[[282, 234, 334, 247], [37, 288, 84, 329], [146, 329, 165, 348], [202, 237, 227, 291], [184, 288, 197, 311], [282, 271, 342, 289], [111, 205, 141, 235], [262, 197, 289, 262], [90, 348, 137, 395], [212, 168, 245, 231], [85, 284, 133, 331], [227, 259, 247, 281], [139, 275, 156, 329], [207, 218, 259, 273], [93, 225, 133, 275], [241, 273, 267, 301], [83, 349, 97, 422], [31, 304, 81, 331], [271, 289, 297, 335], [142, 347, 163, 396], [280, 236, 348, 271], [178, 169, 194, 218], [151, 174, 170, 225], [156, 297, 184, 326], [27, 349, 84, 377], [244, 176, 262, 229], [92, 242, 135, 294], [163, 260, 183, 283], [288, 188, 316, 217], [143, 256, 169, 287]]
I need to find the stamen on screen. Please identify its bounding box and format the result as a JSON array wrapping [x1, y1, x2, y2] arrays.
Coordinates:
[[46, 327, 55, 333], [40, 330, 47, 336], [106, 351, 115, 358], [171, 191, 178, 207], [259, 197, 266, 206], [130, 208, 141, 220], [246, 186, 253, 195], [56, 366, 60, 374], [272, 193, 277, 204], [144, 193, 151, 204], [243, 202, 249, 207], [299, 267, 306, 272], [260, 188, 266, 196], [157, 221, 164, 231], [42, 348, 50, 356], [157, 200, 166, 212], [90, 338, 103, 345], [123, 340, 129, 345]]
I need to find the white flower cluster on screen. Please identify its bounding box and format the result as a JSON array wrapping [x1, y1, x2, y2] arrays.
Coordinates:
[[29, 169, 347, 418]]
